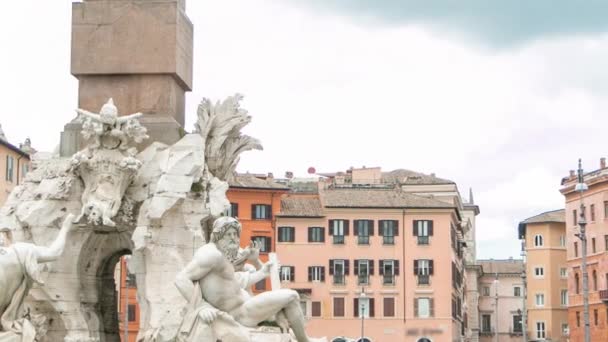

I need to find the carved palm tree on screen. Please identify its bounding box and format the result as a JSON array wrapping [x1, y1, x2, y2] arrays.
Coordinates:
[[195, 94, 262, 182]]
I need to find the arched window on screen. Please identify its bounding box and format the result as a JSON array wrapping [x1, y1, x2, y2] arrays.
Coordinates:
[[575, 273, 580, 294], [593, 270, 598, 291], [331, 338, 348, 342], [356, 339, 371, 342], [534, 235, 543, 247], [417, 338, 432, 342]]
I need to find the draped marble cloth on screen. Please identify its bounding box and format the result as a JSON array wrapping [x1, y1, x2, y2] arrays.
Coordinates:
[[176, 272, 253, 342], [0, 243, 43, 342]]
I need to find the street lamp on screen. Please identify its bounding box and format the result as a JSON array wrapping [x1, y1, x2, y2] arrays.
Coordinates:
[[359, 287, 366, 342], [574, 159, 590, 342]]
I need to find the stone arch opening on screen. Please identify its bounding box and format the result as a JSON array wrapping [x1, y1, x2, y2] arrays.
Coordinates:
[[77, 229, 136, 342]]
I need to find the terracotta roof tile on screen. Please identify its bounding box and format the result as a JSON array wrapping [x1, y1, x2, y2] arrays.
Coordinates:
[[477, 259, 524, 275], [382, 169, 454, 185], [229, 174, 290, 190], [521, 209, 565, 224], [277, 196, 324, 217], [321, 188, 455, 208]]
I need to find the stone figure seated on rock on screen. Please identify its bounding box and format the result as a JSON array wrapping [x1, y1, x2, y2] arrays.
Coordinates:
[[175, 217, 323, 342], [0, 214, 76, 342]]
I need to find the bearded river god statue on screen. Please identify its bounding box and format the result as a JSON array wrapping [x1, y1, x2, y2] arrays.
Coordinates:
[[174, 217, 326, 342], [0, 214, 76, 342]]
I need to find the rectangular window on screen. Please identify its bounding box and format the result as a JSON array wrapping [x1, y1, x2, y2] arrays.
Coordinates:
[[605, 235, 608, 251], [380, 220, 398, 245], [332, 259, 346, 285], [605, 201, 608, 219], [573, 209, 578, 225], [591, 204, 596, 221], [415, 259, 432, 285], [577, 311, 581, 327], [312, 301, 321, 317], [251, 204, 271, 220], [225, 203, 238, 218], [300, 301, 308, 317], [251, 236, 271, 253], [126, 272, 136, 288], [513, 286, 521, 297], [383, 297, 395, 317], [574, 241, 579, 257], [415, 297, 433, 318], [128, 304, 136, 322], [536, 322, 546, 339], [560, 267, 568, 278], [355, 220, 373, 245], [280, 266, 294, 282], [413, 220, 433, 245], [534, 267, 544, 277], [329, 219, 348, 244], [5, 156, 14, 182], [381, 259, 396, 285], [308, 266, 325, 282], [308, 227, 325, 243], [20, 163, 28, 181], [560, 235, 566, 247], [561, 289, 568, 306], [481, 314, 492, 332], [562, 323, 569, 336], [593, 237, 597, 253], [535, 293, 545, 307], [483, 286, 490, 296], [356, 259, 371, 285], [595, 309, 599, 326], [513, 315, 522, 333], [333, 297, 345, 317], [278, 226, 295, 242]]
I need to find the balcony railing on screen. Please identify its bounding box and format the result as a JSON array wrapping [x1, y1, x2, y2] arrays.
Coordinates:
[[479, 328, 495, 336], [600, 289, 608, 302]]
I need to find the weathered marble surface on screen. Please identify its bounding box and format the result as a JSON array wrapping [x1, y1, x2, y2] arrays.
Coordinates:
[[0, 96, 275, 342], [0, 214, 75, 342]]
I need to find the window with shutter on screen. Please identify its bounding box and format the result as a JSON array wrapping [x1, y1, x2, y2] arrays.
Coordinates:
[[225, 203, 239, 218], [382, 260, 395, 285], [278, 227, 295, 242], [311, 302, 321, 317], [330, 219, 348, 244], [280, 266, 294, 282], [383, 297, 395, 317], [333, 297, 345, 317], [355, 220, 373, 245], [308, 227, 325, 243], [356, 259, 370, 285], [332, 260, 345, 285], [380, 220, 397, 245], [416, 259, 431, 285], [416, 297, 431, 318], [414, 220, 433, 245], [251, 204, 271, 220]]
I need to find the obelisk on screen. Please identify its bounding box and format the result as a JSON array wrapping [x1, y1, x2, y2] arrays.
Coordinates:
[[61, 0, 193, 155]]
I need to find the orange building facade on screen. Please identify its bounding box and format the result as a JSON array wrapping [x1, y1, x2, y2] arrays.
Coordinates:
[[561, 158, 608, 342], [0, 134, 32, 206]]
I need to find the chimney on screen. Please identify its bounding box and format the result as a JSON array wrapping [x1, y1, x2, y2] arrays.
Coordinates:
[[430, 173, 436, 177], [267, 172, 274, 179], [285, 171, 293, 179], [601, 158, 606, 169], [569, 170, 575, 178]]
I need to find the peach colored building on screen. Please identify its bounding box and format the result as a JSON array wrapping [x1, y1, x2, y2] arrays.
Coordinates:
[[0, 128, 32, 206], [276, 167, 473, 342], [560, 159, 608, 342], [518, 209, 568, 341], [476, 259, 524, 342]]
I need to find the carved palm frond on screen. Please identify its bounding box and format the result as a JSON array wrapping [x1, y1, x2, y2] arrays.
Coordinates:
[[195, 94, 262, 181]]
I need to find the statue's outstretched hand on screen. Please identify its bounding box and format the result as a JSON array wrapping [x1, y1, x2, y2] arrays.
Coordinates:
[[262, 261, 274, 276], [198, 307, 219, 324]]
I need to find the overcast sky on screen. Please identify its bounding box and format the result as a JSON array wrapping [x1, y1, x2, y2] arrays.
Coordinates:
[[2, 1, 608, 259]]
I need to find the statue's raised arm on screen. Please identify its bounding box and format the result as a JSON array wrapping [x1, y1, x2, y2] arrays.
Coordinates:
[[0, 214, 77, 342]]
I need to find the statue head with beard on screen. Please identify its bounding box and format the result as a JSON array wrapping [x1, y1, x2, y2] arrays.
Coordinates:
[[210, 217, 242, 263]]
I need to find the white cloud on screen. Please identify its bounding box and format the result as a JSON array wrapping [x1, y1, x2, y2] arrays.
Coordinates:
[[2, 0, 608, 259]]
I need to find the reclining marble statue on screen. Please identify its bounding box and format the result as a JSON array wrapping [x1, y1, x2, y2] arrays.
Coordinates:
[[175, 217, 322, 342], [0, 214, 76, 342]]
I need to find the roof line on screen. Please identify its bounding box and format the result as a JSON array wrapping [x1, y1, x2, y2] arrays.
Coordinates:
[[0, 139, 29, 158]]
